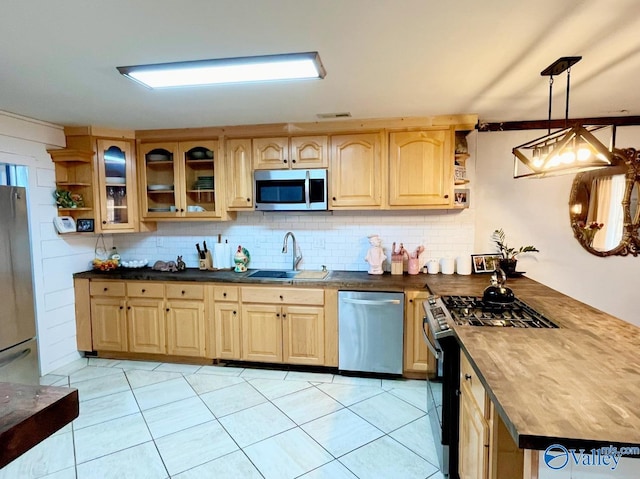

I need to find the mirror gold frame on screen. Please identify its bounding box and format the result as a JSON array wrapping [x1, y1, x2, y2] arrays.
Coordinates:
[[569, 148, 640, 257]]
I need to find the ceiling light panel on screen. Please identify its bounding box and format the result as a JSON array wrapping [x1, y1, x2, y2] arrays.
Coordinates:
[[117, 52, 326, 89]]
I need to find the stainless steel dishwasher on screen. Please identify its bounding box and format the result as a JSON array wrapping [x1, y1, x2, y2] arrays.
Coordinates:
[[338, 291, 404, 375]]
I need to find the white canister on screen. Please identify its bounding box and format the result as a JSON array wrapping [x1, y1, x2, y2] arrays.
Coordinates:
[[456, 255, 472, 275], [440, 257, 455, 275], [426, 259, 440, 274]]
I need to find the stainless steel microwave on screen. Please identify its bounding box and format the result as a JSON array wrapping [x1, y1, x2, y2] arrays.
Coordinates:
[[254, 169, 328, 211]]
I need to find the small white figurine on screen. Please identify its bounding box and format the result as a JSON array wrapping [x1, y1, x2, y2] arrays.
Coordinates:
[[365, 234, 386, 275]]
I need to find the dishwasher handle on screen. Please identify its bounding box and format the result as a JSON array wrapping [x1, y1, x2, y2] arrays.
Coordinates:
[[342, 298, 401, 306]]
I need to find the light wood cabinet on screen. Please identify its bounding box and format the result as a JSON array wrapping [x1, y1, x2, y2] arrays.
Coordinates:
[[127, 298, 166, 354], [166, 300, 205, 357], [241, 304, 282, 363], [282, 305, 325, 365], [138, 140, 227, 220], [213, 285, 241, 360], [240, 286, 325, 365], [403, 290, 437, 376], [226, 138, 254, 209], [388, 129, 453, 208], [459, 351, 525, 479], [85, 280, 207, 358], [50, 131, 153, 234], [253, 136, 328, 170], [96, 139, 142, 231], [329, 133, 383, 208]]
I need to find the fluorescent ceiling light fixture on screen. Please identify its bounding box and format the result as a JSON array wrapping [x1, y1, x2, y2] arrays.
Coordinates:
[[117, 52, 326, 89]]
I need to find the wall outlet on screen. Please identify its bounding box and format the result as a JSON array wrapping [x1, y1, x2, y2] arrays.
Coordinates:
[[313, 238, 325, 248], [156, 236, 163, 248]]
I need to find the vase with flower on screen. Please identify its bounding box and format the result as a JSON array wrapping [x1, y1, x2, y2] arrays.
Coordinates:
[[575, 221, 604, 247], [492, 228, 539, 276]]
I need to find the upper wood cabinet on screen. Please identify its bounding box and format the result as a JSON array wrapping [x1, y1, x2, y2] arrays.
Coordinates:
[[138, 140, 227, 220], [253, 136, 328, 170], [226, 138, 254, 210], [96, 139, 141, 231], [388, 129, 453, 208], [50, 130, 154, 234], [329, 133, 383, 209]]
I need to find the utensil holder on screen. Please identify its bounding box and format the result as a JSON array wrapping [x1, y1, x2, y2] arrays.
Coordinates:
[[408, 258, 419, 275], [199, 251, 214, 271]]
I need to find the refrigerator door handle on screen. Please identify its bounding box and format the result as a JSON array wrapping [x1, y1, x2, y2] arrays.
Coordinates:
[[0, 347, 32, 368]]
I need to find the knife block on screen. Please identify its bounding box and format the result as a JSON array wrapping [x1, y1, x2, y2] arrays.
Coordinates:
[[199, 251, 214, 271]]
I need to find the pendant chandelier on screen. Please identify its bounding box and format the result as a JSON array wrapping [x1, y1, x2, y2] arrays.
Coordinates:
[[513, 57, 614, 179]]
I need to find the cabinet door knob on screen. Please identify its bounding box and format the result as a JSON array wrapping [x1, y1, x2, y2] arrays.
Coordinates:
[[223, 292, 227, 298], [283, 159, 288, 164], [181, 290, 185, 295], [119, 306, 123, 310], [102, 221, 107, 225], [166, 308, 170, 312], [409, 299, 413, 303], [276, 313, 280, 317], [103, 287, 108, 292], [282, 313, 286, 318], [465, 374, 472, 381], [233, 310, 236, 315], [279, 295, 284, 300], [141, 289, 146, 293], [127, 306, 131, 310], [444, 194, 449, 199], [246, 198, 251, 202], [180, 208, 185, 212], [291, 159, 296, 164], [332, 197, 336, 201]]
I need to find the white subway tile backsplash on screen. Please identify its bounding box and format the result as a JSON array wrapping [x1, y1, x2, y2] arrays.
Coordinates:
[[116, 210, 475, 272]]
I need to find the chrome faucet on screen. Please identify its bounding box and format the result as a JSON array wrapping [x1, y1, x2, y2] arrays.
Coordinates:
[[282, 231, 302, 271]]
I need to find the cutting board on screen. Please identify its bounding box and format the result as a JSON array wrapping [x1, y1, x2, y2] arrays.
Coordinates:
[[295, 270, 329, 280]]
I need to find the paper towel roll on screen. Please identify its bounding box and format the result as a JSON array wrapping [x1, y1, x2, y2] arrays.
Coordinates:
[[214, 243, 231, 269], [456, 256, 472, 275]]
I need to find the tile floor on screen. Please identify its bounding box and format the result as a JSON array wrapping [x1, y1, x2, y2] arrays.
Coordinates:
[[1, 358, 444, 479]]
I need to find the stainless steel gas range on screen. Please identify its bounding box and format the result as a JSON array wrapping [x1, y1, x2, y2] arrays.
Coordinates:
[[422, 294, 558, 478]]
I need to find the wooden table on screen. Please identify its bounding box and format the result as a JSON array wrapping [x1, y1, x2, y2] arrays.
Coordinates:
[[0, 382, 79, 468]]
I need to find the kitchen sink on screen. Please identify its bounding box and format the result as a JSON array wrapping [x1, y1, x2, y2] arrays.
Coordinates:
[[247, 270, 300, 279]]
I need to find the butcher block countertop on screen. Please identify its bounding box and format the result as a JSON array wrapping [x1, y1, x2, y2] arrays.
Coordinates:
[[74, 268, 640, 451], [0, 382, 79, 468], [425, 274, 640, 452]]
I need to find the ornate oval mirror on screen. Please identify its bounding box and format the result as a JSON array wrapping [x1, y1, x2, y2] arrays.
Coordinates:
[[569, 148, 640, 256]]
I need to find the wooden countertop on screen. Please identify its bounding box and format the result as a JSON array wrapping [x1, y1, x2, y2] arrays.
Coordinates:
[[0, 382, 79, 468], [425, 274, 640, 451], [73, 268, 431, 291]]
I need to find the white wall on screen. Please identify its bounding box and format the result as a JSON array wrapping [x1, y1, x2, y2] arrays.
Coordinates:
[[474, 127, 637, 326], [0, 111, 102, 375]]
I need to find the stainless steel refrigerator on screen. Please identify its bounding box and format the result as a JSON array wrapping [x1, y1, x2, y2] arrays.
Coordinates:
[[0, 185, 39, 385]]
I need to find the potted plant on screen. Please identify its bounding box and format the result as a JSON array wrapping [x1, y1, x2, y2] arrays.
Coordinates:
[[491, 228, 539, 275]]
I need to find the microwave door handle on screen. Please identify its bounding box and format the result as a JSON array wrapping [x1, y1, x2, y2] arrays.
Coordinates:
[[422, 316, 441, 359], [305, 170, 311, 209]]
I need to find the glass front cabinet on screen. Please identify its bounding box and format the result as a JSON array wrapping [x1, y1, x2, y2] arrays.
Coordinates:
[[138, 140, 224, 220], [96, 139, 140, 232]]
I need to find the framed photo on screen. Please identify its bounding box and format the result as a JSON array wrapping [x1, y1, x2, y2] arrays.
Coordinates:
[[471, 254, 502, 273], [76, 218, 94, 233], [454, 188, 469, 207]]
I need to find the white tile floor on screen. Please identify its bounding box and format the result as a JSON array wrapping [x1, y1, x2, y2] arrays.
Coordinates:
[[2, 358, 444, 479]]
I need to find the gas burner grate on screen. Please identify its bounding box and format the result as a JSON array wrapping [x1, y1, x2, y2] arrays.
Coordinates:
[[442, 295, 558, 329]]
